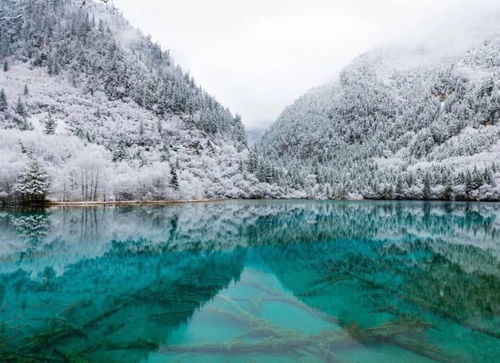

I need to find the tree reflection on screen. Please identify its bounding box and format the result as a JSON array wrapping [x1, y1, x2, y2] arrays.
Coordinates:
[[0, 249, 245, 361], [0, 201, 499, 361]]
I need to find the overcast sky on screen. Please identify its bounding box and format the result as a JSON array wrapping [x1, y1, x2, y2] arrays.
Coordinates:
[[113, 0, 500, 129]]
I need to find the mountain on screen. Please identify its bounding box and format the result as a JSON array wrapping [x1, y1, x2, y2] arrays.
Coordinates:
[[0, 0, 284, 203], [260, 34, 500, 201], [246, 127, 268, 146], [4, 0, 500, 203]]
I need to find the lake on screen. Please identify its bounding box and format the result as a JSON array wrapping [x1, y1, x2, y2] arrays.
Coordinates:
[[0, 200, 499, 362]]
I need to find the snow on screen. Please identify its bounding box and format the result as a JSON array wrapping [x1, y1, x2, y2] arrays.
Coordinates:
[[260, 31, 500, 201], [0, 0, 291, 202], [2, 0, 500, 202]]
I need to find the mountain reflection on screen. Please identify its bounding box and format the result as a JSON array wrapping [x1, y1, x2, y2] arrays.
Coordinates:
[[0, 201, 499, 362], [0, 249, 246, 361]]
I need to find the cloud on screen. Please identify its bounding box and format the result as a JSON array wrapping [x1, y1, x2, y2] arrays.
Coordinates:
[[113, 0, 500, 129]]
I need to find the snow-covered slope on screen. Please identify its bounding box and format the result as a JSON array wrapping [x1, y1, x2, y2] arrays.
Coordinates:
[[261, 36, 500, 201], [0, 0, 283, 202]]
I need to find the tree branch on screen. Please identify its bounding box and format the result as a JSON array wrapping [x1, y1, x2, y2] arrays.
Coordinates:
[[0, 14, 22, 20]]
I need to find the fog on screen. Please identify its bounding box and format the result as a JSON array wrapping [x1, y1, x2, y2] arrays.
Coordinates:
[[112, 0, 500, 129]]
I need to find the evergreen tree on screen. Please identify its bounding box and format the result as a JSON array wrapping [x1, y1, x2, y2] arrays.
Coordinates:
[[15, 97, 27, 116], [139, 120, 144, 136], [483, 168, 492, 185], [170, 164, 179, 191], [0, 88, 7, 111], [395, 176, 405, 199], [247, 149, 259, 173], [160, 143, 170, 162], [444, 182, 454, 201], [471, 167, 483, 189], [112, 142, 128, 162], [20, 118, 34, 131], [53, 60, 61, 75], [487, 166, 497, 187], [48, 56, 60, 76], [465, 171, 474, 198], [382, 185, 393, 200], [24, 84, 29, 96], [2, 60, 8, 72], [12, 160, 50, 203], [422, 173, 432, 200], [44, 113, 56, 135]]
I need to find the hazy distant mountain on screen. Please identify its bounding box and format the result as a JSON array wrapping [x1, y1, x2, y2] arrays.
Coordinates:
[[0, 0, 284, 202], [246, 127, 270, 146], [260, 35, 500, 201]]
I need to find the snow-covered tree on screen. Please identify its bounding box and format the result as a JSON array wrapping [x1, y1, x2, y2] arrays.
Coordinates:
[[258, 35, 500, 201], [12, 160, 50, 203], [0, 88, 7, 111], [170, 164, 179, 191], [15, 97, 26, 116], [423, 173, 432, 200], [44, 113, 56, 135]]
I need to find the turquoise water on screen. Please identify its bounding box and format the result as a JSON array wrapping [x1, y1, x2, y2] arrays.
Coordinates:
[[0, 200, 499, 362]]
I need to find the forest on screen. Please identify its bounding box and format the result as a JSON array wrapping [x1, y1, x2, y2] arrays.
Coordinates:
[[0, 0, 287, 203], [259, 42, 500, 201], [2, 0, 500, 203]]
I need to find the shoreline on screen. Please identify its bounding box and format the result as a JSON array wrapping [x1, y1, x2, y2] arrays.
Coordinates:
[[46, 198, 500, 206], [43, 199, 225, 207], [2, 198, 500, 208]]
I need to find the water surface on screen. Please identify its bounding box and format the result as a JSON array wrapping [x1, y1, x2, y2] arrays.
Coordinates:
[[0, 200, 499, 362]]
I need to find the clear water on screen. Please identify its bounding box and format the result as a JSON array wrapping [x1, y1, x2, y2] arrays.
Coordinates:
[[0, 200, 499, 362]]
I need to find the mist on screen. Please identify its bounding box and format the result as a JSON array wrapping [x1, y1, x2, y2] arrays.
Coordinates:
[[113, 0, 500, 129]]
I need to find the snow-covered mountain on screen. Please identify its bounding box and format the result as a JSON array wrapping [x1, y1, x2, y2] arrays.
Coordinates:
[[0, 0, 285, 202], [260, 34, 500, 201], [3, 0, 500, 203]]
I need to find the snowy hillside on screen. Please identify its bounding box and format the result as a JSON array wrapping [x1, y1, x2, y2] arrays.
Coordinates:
[[0, 0, 284, 202], [3, 0, 500, 203], [260, 36, 500, 201]]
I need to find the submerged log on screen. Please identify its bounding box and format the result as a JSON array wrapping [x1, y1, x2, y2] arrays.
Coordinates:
[[351, 272, 500, 339], [298, 275, 351, 297], [159, 331, 355, 355], [388, 335, 464, 363], [159, 318, 462, 362]]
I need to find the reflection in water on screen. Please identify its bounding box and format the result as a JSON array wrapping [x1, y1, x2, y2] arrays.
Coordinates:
[[0, 201, 499, 362]]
